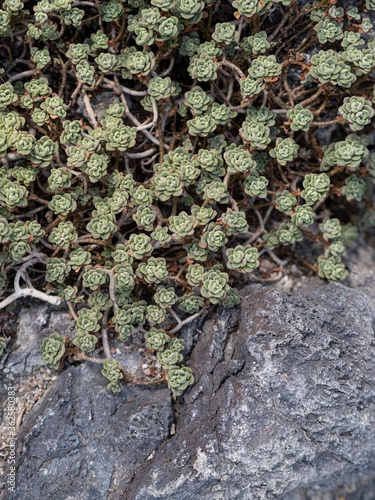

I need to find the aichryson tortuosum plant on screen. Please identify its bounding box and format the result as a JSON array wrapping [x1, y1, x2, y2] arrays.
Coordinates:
[[0, 0, 374, 396]]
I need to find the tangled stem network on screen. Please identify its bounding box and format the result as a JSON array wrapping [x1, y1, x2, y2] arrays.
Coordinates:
[[0, 0, 374, 394]]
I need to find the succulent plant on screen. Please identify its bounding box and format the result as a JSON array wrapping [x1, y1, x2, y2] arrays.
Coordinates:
[[333, 136, 369, 170], [310, 50, 356, 88], [175, 0, 204, 23], [0, 83, 18, 110], [241, 32, 270, 55], [66, 43, 90, 64], [151, 226, 171, 245], [318, 256, 348, 282], [128, 233, 153, 259], [131, 185, 153, 206], [220, 209, 248, 235], [275, 190, 297, 214], [102, 359, 123, 392], [0, 218, 11, 243], [114, 264, 135, 292], [187, 114, 217, 136], [319, 217, 341, 241], [291, 205, 316, 227], [301, 173, 330, 205], [103, 125, 137, 152], [287, 105, 314, 132], [243, 173, 269, 198], [240, 121, 271, 149], [342, 175, 366, 201], [315, 18, 343, 44], [178, 293, 205, 314], [100, 0, 123, 22], [186, 263, 205, 286], [224, 146, 255, 174], [87, 290, 112, 310], [276, 221, 303, 247], [212, 23, 238, 45], [30, 137, 57, 168], [154, 171, 183, 200], [233, 0, 261, 17], [87, 215, 117, 240], [169, 211, 195, 239], [339, 97, 374, 131], [157, 348, 183, 369], [133, 205, 156, 231], [203, 181, 228, 204], [166, 365, 194, 395], [136, 257, 168, 284], [145, 327, 170, 351], [89, 30, 109, 51], [211, 103, 237, 126], [73, 333, 98, 352], [188, 55, 219, 82], [46, 258, 71, 283], [185, 239, 209, 262], [148, 77, 180, 100], [180, 33, 200, 57], [49, 221, 77, 249], [146, 305, 166, 325], [156, 16, 180, 40], [248, 55, 281, 81], [153, 286, 177, 309], [201, 270, 230, 304], [40, 333, 66, 368], [270, 138, 299, 166], [83, 266, 107, 290], [240, 76, 265, 98], [49, 193, 77, 216], [31, 48, 51, 69], [0, 336, 7, 356], [0, 0, 373, 398], [185, 86, 212, 114], [95, 53, 117, 73], [76, 61, 95, 85], [125, 50, 154, 76], [226, 245, 259, 272]]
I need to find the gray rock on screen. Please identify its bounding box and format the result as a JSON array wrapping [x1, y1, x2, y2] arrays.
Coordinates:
[[2, 362, 172, 500], [3, 279, 375, 499], [124, 284, 375, 500], [1, 302, 75, 378], [346, 243, 375, 310]]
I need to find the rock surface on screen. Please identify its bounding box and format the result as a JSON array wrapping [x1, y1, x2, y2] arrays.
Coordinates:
[[2, 280, 375, 499], [1, 303, 75, 378], [0, 303, 75, 480], [4, 362, 173, 500], [347, 243, 375, 310], [124, 284, 375, 500]]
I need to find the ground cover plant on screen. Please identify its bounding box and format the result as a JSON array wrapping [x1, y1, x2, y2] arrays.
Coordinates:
[[0, 0, 375, 394]]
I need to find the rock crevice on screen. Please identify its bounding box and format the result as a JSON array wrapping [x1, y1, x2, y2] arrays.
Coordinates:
[[2, 283, 375, 500]]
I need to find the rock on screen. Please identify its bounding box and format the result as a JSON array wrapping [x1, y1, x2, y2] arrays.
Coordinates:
[[0, 302, 75, 434], [346, 242, 375, 310], [1, 302, 75, 378], [3, 362, 173, 500], [124, 283, 375, 500], [3, 280, 375, 499]]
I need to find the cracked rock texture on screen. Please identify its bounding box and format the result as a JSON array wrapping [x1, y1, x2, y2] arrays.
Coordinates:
[[1, 303, 75, 379], [124, 284, 375, 500], [4, 362, 173, 500], [3, 280, 375, 499]]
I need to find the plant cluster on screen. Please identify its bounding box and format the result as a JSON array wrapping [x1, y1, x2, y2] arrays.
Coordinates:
[[0, 0, 374, 395]]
